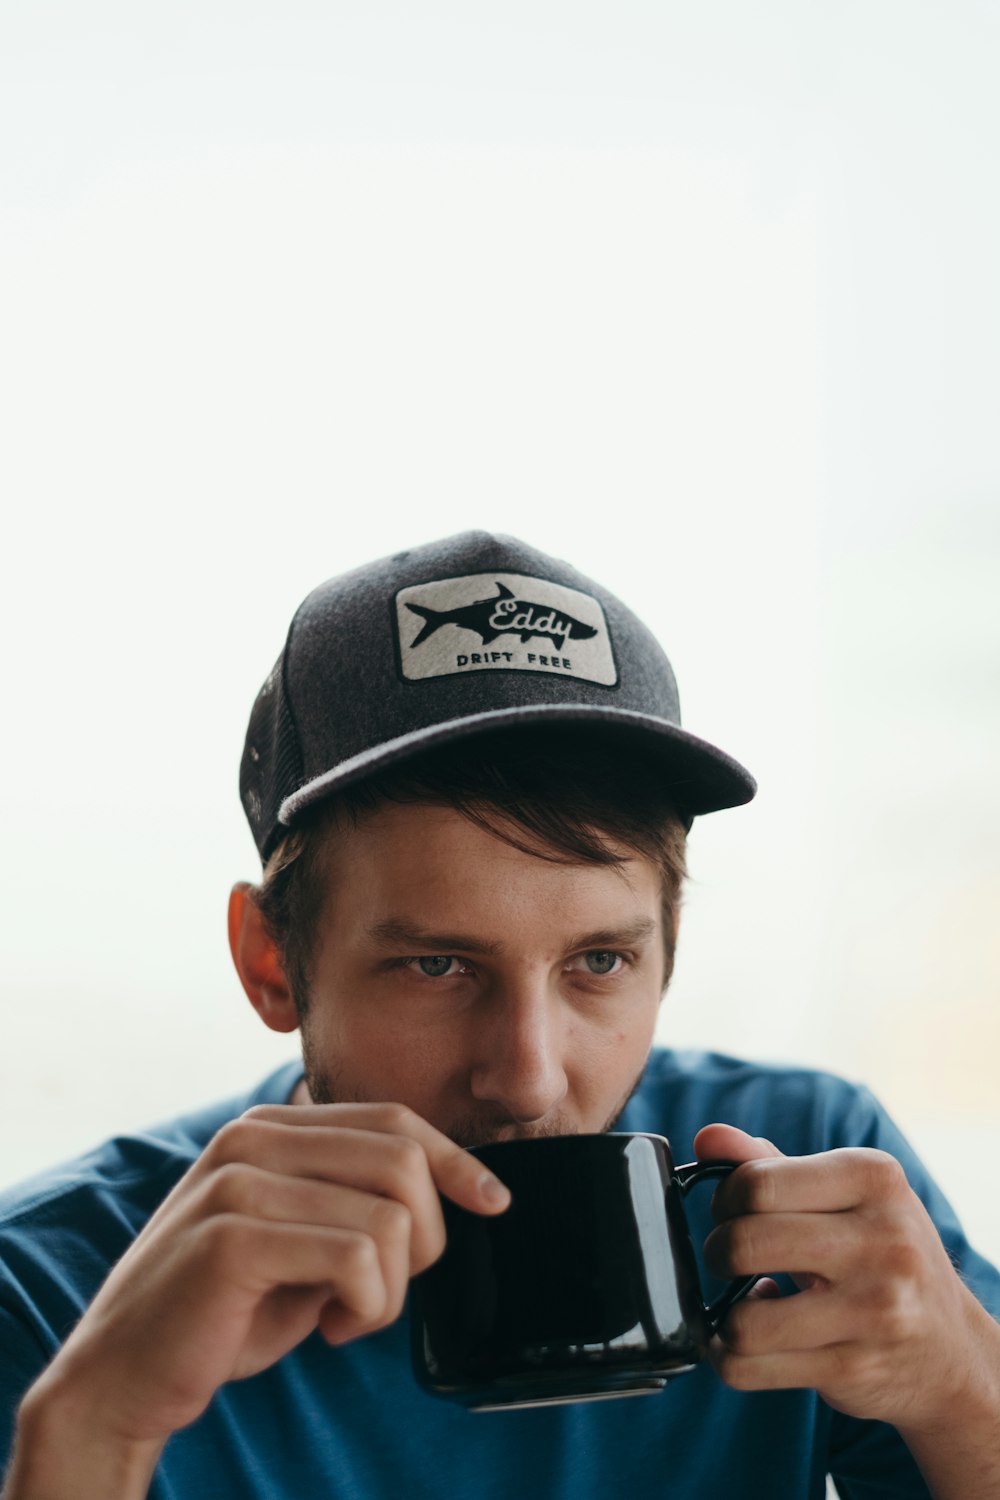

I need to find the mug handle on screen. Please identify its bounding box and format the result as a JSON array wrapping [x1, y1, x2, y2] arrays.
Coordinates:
[[673, 1159, 763, 1336]]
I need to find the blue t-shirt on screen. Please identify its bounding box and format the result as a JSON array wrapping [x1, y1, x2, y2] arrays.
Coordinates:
[[2, 1050, 998, 1499]]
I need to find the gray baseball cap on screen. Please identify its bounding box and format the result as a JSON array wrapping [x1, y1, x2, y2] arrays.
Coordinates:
[[240, 530, 756, 860]]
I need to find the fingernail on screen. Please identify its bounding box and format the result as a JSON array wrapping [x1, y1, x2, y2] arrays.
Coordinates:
[[480, 1172, 511, 1207]]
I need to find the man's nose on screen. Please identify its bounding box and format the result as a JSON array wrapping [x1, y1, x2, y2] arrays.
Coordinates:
[[468, 976, 569, 1125]]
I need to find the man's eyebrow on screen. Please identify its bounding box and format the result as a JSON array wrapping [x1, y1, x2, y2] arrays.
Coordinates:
[[365, 917, 658, 954], [366, 920, 505, 956], [565, 919, 658, 950]]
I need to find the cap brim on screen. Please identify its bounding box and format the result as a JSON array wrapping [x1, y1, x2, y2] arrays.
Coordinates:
[[278, 704, 755, 832]]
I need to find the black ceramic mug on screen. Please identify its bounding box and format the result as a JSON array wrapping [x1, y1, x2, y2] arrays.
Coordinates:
[[410, 1133, 758, 1410]]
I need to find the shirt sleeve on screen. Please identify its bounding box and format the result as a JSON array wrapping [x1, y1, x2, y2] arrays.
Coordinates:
[[823, 1083, 1000, 1498], [0, 1300, 53, 1481]]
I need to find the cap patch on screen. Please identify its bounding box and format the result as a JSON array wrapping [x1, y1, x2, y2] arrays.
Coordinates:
[[394, 571, 618, 686]]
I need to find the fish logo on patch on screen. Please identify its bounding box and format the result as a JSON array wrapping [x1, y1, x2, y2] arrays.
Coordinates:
[[407, 582, 599, 652], [394, 572, 618, 686]]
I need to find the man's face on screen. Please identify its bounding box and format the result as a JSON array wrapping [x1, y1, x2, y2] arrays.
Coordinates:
[[296, 801, 667, 1146]]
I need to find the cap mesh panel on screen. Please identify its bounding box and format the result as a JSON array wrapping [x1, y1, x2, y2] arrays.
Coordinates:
[[239, 658, 304, 861]]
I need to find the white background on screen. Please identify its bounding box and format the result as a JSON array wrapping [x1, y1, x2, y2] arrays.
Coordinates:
[[1, 4, 998, 1269]]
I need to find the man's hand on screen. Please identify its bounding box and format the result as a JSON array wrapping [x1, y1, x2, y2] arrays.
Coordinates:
[[694, 1123, 1000, 1497], [10, 1103, 510, 1490]]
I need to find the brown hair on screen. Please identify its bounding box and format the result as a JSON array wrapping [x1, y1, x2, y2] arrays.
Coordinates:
[[252, 727, 689, 1015]]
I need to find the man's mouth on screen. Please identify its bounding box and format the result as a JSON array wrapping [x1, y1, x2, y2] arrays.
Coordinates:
[[449, 1116, 582, 1150]]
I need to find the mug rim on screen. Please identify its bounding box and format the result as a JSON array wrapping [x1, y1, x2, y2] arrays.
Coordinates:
[[468, 1130, 672, 1155]]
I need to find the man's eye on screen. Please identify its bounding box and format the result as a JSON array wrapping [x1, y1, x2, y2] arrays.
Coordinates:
[[582, 951, 622, 975], [416, 955, 456, 978]]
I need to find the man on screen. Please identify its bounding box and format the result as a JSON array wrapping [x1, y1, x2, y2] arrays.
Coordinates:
[[1, 531, 998, 1499]]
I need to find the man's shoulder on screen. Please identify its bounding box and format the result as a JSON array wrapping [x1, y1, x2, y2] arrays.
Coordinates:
[[635, 1045, 866, 1095], [625, 1047, 885, 1158], [0, 1059, 305, 1241], [0, 1059, 309, 1417], [0, 1059, 306, 1365]]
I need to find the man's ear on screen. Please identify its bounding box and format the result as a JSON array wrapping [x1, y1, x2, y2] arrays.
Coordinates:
[[228, 882, 300, 1034]]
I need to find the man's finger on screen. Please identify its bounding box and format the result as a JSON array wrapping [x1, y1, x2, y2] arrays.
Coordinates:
[[693, 1122, 784, 1166], [238, 1103, 511, 1216], [710, 1147, 912, 1221], [716, 1282, 880, 1361], [711, 1341, 860, 1395], [704, 1210, 867, 1282], [191, 1164, 419, 1291]]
